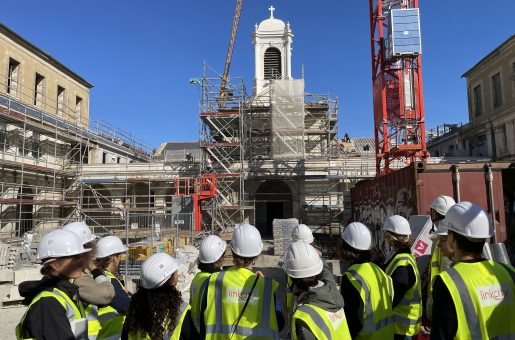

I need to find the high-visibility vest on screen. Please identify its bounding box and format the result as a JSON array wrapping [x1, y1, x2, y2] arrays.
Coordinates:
[[428, 240, 442, 295], [204, 266, 280, 340], [128, 304, 192, 340], [16, 287, 88, 340], [286, 276, 294, 311], [438, 261, 515, 339], [189, 271, 212, 332], [72, 272, 103, 340], [385, 253, 422, 336], [291, 304, 351, 340], [97, 271, 126, 340], [343, 262, 394, 340]]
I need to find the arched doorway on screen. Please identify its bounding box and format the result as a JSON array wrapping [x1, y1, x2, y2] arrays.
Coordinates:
[[255, 180, 292, 238]]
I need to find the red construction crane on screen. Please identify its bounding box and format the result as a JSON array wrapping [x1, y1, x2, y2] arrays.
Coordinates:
[[369, 0, 428, 175]]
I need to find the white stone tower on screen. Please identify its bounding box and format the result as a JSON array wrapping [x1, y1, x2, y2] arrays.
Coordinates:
[[252, 6, 293, 96]]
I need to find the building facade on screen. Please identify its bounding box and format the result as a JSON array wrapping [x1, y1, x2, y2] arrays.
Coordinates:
[[0, 23, 154, 237], [428, 35, 515, 161]]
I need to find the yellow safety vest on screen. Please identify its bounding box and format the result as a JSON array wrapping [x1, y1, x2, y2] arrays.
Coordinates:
[[385, 253, 422, 336], [72, 272, 102, 340], [292, 304, 351, 340], [97, 271, 126, 340], [189, 271, 212, 332], [439, 261, 515, 339], [343, 262, 394, 340], [428, 240, 442, 295], [128, 304, 192, 340], [204, 266, 280, 340], [286, 276, 294, 311], [16, 287, 87, 340]]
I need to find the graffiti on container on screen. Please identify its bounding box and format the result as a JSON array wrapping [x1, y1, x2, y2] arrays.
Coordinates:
[[353, 185, 416, 232]]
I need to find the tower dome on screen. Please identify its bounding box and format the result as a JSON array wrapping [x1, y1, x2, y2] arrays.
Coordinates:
[[252, 6, 293, 96]]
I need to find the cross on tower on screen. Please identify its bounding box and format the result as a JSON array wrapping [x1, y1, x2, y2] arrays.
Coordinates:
[[269, 5, 275, 19]]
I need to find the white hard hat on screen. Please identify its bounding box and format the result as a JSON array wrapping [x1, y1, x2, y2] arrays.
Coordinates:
[[430, 195, 456, 216], [383, 215, 411, 236], [37, 229, 91, 261], [283, 241, 323, 279], [141, 253, 180, 289], [291, 224, 314, 243], [433, 219, 451, 236], [443, 201, 493, 239], [95, 236, 128, 259], [341, 222, 372, 251], [62, 221, 97, 245], [230, 223, 263, 258], [199, 235, 227, 264]]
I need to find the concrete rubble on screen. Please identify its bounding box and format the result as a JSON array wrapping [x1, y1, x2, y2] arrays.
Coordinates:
[[174, 245, 200, 302]]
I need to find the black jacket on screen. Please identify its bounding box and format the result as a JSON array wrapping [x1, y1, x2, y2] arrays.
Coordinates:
[[18, 276, 82, 340]]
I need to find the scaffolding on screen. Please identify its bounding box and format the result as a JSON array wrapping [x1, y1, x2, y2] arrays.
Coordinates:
[[199, 72, 249, 231], [0, 70, 159, 239], [196, 66, 352, 231]]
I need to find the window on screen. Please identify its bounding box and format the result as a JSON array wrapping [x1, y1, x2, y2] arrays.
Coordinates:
[[102, 152, 107, 164], [498, 124, 508, 154], [264, 47, 282, 79], [57, 86, 66, 118], [32, 132, 41, 159], [75, 96, 83, 123], [0, 123, 6, 150], [7, 58, 20, 96], [473, 85, 482, 117], [492, 72, 502, 108], [34, 73, 45, 107]]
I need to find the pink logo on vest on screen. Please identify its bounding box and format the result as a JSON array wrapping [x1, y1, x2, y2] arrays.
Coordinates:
[[476, 284, 512, 307]]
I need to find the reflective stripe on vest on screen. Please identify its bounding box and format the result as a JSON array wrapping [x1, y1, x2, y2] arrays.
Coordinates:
[[345, 262, 394, 339], [428, 242, 442, 295], [86, 303, 101, 339], [97, 271, 126, 340], [385, 253, 422, 335], [16, 287, 87, 340], [204, 268, 280, 339], [291, 304, 351, 340], [439, 261, 515, 339], [189, 271, 211, 332], [163, 304, 191, 340]]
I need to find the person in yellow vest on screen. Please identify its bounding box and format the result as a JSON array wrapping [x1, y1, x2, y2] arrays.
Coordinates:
[[201, 223, 284, 339], [189, 235, 226, 332], [283, 240, 351, 339], [431, 201, 515, 339], [338, 222, 394, 339], [63, 221, 115, 339], [122, 253, 198, 339], [426, 195, 455, 320], [16, 229, 90, 340], [95, 235, 131, 340], [382, 215, 422, 339], [285, 224, 317, 329]]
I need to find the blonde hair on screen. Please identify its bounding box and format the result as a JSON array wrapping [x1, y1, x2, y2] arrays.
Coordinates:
[[385, 231, 412, 249]]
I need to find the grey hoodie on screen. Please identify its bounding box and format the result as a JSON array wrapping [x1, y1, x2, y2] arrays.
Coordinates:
[[294, 263, 345, 339]]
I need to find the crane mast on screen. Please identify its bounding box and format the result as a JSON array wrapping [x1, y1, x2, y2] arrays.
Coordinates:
[[219, 0, 244, 104], [369, 0, 428, 175]]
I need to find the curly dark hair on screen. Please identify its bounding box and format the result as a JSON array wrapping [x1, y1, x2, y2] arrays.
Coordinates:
[[123, 282, 183, 339]]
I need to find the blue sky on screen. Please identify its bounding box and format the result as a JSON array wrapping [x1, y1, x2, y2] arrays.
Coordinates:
[[2, 1, 514, 148]]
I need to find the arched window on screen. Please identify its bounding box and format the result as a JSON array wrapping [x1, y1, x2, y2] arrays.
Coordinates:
[[264, 48, 282, 79]]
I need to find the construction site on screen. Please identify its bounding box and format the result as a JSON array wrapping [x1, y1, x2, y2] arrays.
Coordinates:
[[1, 1, 514, 338]]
